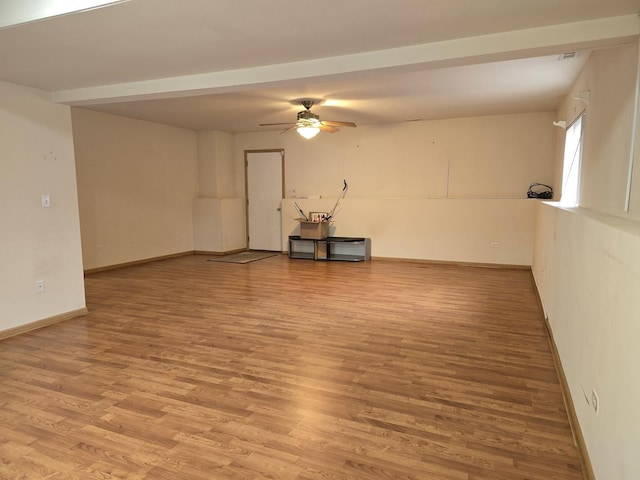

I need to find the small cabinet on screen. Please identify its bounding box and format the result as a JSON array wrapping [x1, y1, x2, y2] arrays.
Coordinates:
[[288, 236, 371, 262]]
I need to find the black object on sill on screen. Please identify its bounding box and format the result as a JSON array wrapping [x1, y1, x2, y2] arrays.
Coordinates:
[[527, 183, 553, 199]]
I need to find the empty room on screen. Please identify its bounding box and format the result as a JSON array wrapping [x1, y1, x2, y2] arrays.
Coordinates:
[[1, 1, 640, 479]]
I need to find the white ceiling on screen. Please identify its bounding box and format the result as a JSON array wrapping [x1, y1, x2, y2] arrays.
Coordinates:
[[1, 0, 639, 132]]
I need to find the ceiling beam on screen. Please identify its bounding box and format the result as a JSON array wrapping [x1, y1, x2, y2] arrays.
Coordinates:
[[53, 14, 639, 106]]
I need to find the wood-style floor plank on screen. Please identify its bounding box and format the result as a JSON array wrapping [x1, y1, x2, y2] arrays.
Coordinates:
[[0, 255, 583, 479]]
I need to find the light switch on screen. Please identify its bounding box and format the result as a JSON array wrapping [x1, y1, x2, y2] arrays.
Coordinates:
[[41, 195, 51, 208]]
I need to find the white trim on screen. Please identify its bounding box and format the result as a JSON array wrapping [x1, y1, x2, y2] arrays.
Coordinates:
[[625, 35, 640, 212]]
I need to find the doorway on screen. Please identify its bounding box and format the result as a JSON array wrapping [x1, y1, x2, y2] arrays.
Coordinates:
[[245, 150, 284, 251]]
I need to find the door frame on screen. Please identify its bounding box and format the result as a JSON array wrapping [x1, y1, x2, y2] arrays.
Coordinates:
[[244, 149, 285, 250]]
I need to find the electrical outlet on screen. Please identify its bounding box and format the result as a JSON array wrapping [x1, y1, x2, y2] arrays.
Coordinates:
[[591, 388, 599, 415], [41, 194, 51, 208], [35, 280, 45, 294]]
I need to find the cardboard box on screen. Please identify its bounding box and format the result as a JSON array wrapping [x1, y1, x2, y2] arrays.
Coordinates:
[[298, 221, 330, 240]]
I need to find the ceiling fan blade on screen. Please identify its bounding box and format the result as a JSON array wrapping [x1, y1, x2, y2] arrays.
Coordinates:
[[319, 124, 339, 133], [321, 120, 356, 128], [280, 125, 298, 134], [259, 122, 295, 126]]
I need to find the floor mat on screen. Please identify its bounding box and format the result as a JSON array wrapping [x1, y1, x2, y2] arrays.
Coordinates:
[[206, 251, 279, 264]]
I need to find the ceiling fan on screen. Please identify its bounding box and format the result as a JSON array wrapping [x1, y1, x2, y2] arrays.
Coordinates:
[[259, 100, 356, 139]]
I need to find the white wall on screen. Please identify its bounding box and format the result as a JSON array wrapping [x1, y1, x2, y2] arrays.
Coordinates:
[[533, 41, 640, 479], [236, 112, 555, 263], [0, 81, 86, 332], [72, 108, 199, 270]]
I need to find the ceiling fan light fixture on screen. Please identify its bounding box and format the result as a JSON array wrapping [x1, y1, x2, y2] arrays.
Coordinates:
[[259, 99, 356, 137], [297, 126, 320, 139]]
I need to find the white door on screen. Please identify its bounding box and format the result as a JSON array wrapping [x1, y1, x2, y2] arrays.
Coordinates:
[[246, 151, 283, 251]]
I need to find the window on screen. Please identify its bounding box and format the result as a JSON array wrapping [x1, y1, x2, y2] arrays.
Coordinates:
[[560, 114, 584, 206]]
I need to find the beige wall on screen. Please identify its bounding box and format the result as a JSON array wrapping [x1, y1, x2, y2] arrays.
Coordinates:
[[196, 130, 237, 197], [192, 131, 246, 253], [71, 109, 554, 266], [192, 197, 245, 252], [0, 81, 85, 331], [533, 41, 640, 479], [72, 108, 199, 270], [556, 42, 639, 217], [237, 112, 555, 198], [284, 198, 537, 264], [236, 112, 555, 263]]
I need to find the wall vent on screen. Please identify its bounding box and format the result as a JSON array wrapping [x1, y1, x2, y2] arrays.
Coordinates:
[[559, 52, 577, 60]]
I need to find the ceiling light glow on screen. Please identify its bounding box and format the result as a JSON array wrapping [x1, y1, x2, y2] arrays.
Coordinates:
[[297, 126, 320, 139]]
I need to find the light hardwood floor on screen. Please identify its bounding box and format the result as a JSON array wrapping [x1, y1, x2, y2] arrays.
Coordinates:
[[0, 255, 584, 479]]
